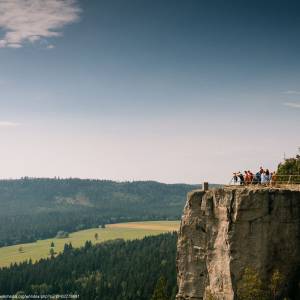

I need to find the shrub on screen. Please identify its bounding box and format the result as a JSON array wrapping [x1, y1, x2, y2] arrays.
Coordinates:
[[237, 267, 267, 300]]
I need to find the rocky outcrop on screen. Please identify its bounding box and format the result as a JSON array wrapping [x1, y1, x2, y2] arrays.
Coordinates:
[[176, 187, 300, 300]]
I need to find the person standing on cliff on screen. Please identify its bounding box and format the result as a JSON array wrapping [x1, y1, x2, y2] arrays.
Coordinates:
[[244, 171, 250, 185], [261, 171, 269, 184], [248, 170, 254, 183], [238, 172, 244, 185], [233, 173, 238, 185], [271, 171, 277, 185], [255, 171, 261, 184]]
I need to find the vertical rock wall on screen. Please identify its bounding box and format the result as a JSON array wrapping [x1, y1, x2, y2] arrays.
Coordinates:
[[176, 187, 300, 300]]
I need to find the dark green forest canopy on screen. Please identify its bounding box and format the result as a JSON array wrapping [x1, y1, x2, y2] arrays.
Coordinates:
[[0, 233, 178, 300], [0, 179, 200, 246]]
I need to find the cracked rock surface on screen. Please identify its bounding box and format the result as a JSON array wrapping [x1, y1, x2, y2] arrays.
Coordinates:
[[176, 187, 300, 300]]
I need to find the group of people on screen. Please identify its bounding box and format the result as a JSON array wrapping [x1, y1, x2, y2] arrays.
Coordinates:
[[232, 167, 276, 185]]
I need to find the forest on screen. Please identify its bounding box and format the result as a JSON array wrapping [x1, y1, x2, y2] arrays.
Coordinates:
[[0, 233, 177, 300], [0, 179, 198, 246]]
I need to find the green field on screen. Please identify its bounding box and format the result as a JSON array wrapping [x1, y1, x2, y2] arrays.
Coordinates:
[[0, 221, 180, 268]]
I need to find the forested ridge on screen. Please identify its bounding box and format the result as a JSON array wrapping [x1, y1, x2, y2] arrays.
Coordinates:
[[0, 233, 177, 300], [0, 179, 198, 246]]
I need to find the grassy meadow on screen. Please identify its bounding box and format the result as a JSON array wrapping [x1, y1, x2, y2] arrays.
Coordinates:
[[0, 221, 180, 268]]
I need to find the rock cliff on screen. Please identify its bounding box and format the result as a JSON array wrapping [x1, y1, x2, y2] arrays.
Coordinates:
[[176, 187, 300, 300]]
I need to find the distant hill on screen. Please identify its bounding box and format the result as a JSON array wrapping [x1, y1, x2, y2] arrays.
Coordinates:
[[0, 178, 199, 246]]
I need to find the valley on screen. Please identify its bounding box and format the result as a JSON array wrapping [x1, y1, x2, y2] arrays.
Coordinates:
[[0, 220, 180, 268]]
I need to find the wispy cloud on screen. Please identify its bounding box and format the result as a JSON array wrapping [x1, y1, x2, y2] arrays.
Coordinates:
[[0, 0, 81, 49], [283, 102, 300, 109], [283, 90, 300, 95], [0, 121, 20, 128], [47, 44, 55, 49]]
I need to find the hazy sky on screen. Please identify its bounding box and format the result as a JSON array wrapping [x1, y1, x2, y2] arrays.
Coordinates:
[[0, 0, 299, 184]]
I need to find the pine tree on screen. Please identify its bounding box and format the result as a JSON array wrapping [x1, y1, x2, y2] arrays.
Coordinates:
[[49, 247, 55, 258], [151, 276, 169, 300]]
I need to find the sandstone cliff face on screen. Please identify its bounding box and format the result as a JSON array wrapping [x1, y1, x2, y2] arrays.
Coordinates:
[[176, 187, 300, 300]]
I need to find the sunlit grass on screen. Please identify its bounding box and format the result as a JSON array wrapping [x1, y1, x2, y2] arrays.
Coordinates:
[[0, 221, 180, 268]]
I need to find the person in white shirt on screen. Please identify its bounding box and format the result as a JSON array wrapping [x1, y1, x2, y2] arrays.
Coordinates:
[[261, 171, 269, 184]]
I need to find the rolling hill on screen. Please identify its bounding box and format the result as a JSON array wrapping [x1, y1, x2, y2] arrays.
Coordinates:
[[0, 178, 197, 246]]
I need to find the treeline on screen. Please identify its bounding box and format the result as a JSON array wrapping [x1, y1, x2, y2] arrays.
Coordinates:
[[0, 233, 178, 300], [0, 179, 198, 246]]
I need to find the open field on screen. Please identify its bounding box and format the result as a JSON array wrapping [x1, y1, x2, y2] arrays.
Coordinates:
[[0, 221, 180, 268], [108, 220, 180, 231]]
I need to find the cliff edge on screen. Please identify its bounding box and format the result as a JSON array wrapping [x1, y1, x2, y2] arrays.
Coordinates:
[[176, 187, 300, 300]]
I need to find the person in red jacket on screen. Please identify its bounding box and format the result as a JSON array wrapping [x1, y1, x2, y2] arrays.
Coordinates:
[[248, 170, 254, 184], [244, 171, 251, 185]]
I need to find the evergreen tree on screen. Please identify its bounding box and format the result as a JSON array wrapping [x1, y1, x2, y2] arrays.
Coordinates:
[[151, 276, 169, 300], [49, 248, 55, 258]]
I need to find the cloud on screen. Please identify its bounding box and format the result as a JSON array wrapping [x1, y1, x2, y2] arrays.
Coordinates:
[[283, 102, 300, 109], [283, 90, 300, 95], [0, 0, 81, 48], [46, 44, 55, 49], [0, 121, 20, 128]]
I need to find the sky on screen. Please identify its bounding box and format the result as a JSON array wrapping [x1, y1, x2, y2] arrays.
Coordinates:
[[0, 0, 299, 184]]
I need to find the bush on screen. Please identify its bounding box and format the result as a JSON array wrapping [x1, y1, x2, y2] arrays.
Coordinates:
[[237, 268, 267, 300], [237, 268, 288, 300], [269, 269, 284, 299]]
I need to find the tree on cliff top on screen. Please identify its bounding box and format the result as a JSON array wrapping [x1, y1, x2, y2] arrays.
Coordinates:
[[277, 151, 300, 175]]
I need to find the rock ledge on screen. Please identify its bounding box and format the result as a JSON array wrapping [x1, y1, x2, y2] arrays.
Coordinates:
[[176, 187, 300, 300]]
